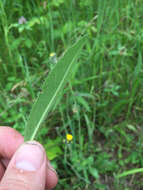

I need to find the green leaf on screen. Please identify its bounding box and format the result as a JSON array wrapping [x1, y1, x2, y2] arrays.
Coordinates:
[[116, 168, 143, 178], [89, 168, 99, 179], [45, 138, 62, 160], [76, 96, 91, 112], [24, 36, 87, 141]]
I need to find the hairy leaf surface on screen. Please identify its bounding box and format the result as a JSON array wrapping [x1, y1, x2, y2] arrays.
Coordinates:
[[24, 36, 87, 141]]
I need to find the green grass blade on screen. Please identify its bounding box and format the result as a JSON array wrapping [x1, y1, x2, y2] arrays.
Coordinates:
[[24, 36, 87, 141], [116, 168, 143, 178]]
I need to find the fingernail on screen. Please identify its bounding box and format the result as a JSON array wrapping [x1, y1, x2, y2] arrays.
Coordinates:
[[15, 142, 44, 171]]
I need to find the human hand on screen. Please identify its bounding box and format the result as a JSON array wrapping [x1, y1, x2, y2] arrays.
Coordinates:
[[0, 127, 58, 190]]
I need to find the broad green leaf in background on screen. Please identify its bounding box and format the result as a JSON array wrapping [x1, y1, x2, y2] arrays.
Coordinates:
[[24, 36, 87, 141]]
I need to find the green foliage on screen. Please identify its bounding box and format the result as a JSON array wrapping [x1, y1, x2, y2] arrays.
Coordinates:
[[45, 137, 63, 160], [24, 36, 86, 141], [0, 0, 143, 189]]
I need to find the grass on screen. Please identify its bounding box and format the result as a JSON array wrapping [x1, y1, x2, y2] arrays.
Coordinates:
[[0, 0, 143, 189]]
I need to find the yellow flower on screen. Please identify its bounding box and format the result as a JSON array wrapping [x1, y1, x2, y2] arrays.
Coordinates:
[[66, 134, 73, 142], [50, 52, 56, 57]]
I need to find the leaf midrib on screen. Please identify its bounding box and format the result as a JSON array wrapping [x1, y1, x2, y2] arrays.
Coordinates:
[[30, 55, 77, 140]]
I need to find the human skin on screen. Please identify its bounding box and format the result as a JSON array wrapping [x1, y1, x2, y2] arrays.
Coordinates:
[[0, 127, 58, 190]]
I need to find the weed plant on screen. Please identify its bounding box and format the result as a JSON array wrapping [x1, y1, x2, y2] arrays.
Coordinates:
[[0, 0, 143, 189]]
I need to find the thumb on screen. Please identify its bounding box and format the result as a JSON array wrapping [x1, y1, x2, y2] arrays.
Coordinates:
[[0, 141, 47, 190]]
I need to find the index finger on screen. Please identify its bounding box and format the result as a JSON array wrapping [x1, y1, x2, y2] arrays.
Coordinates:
[[0, 127, 24, 159]]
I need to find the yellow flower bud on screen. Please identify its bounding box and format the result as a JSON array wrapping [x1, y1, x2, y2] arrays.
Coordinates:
[[66, 134, 73, 142], [50, 52, 56, 57]]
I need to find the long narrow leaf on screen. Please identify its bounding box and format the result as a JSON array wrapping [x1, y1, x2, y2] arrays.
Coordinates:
[[116, 168, 143, 178], [24, 36, 87, 141]]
